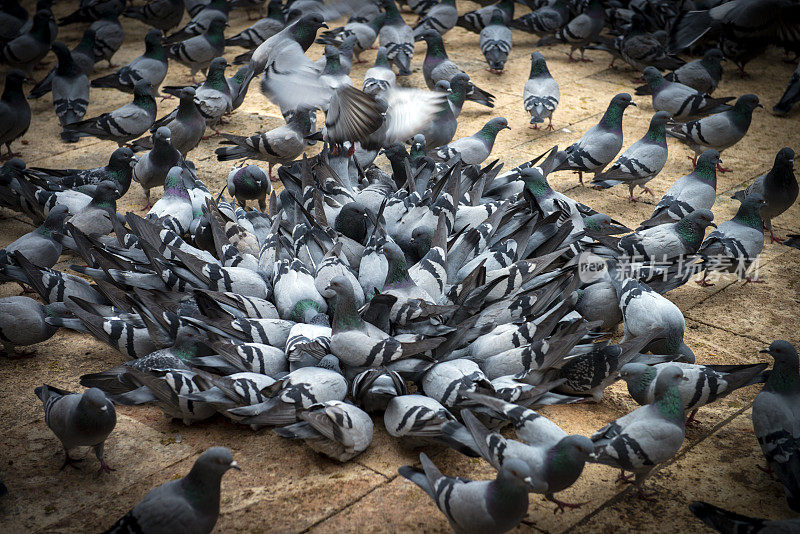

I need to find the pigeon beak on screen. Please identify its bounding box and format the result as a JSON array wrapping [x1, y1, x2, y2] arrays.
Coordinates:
[[757, 104, 764, 108], [321, 22, 329, 29], [759, 348, 770, 354], [629, 101, 637, 107], [504, 125, 511, 130], [230, 460, 241, 471], [523, 476, 534, 487], [709, 222, 717, 228], [100, 405, 108, 412]]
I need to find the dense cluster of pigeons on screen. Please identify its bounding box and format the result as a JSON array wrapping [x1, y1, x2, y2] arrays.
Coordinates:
[[0, 0, 799, 532]]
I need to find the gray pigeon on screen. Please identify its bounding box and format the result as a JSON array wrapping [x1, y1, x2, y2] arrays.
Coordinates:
[[523, 52, 559, 129], [123, 0, 186, 33], [362, 46, 395, 95], [0, 10, 52, 76], [640, 66, 732, 121], [422, 359, 494, 408], [192, 57, 233, 129], [351, 368, 407, 413], [274, 400, 373, 462], [89, 7, 125, 68], [591, 111, 670, 202], [433, 117, 510, 165], [225, 164, 271, 210], [732, 147, 797, 243], [378, 0, 414, 76], [29, 28, 97, 100], [479, 9, 512, 73], [774, 60, 800, 116], [34, 384, 116, 472], [0, 296, 65, 356], [753, 340, 800, 513], [456, 0, 514, 34], [166, 0, 229, 43], [666, 94, 762, 171], [591, 14, 684, 72], [636, 48, 725, 96], [317, 12, 383, 64], [63, 79, 157, 146], [399, 451, 531, 534], [226, 1, 285, 49], [137, 87, 207, 157], [619, 361, 768, 422], [384, 394, 479, 456], [92, 29, 169, 96], [617, 209, 717, 261], [552, 93, 636, 184], [696, 193, 766, 286], [26, 146, 138, 196], [50, 42, 90, 143], [102, 447, 240, 533], [0, 204, 68, 276], [590, 365, 688, 499], [133, 126, 184, 209], [510, 0, 569, 37], [169, 15, 227, 82], [67, 180, 122, 237], [541, 0, 603, 62], [147, 166, 194, 234], [690, 501, 800, 533], [637, 149, 720, 230], [413, 0, 457, 38], [0, 70, 31, 158]]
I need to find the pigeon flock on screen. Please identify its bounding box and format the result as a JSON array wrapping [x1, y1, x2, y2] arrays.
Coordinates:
[[0, 0, 798, 532]]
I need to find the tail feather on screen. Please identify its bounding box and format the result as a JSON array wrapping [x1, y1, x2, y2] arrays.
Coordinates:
[[688, 501, 765, 533]]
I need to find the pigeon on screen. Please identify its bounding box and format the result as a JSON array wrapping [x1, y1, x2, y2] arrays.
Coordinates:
[[0, 205, 68, 278], [27, 146, 138, 196], [166, 0, 230, 44], [102, 447, 240, 534], [226, 164, 271, 210], [617, 209, 717, 262], [696, 193, 766, 286], [619, 361, 768, 422], [317, 12, 383, 64], [399, 451, 531, 534], [456, 0, 515, 34], [635, 48, 725, 96], [226, 1, 285, 50], [214, 110, 310, 178], [137, 87, 206, 156], [590, 365, 688, 499], [509, 0, 569, 37], [58, 0, 125, 26], [67, 180, 122, 236], [433, 117, 510, 165], [417, 29, 495, 108], [591, 14, 684, 73], [49, 42, 90, 143], [640, 66, 733, 122], [190, 56, 233, 129], [540, 0, 604, 62], [133, 126, 184, 209], [412, 0, 458, 38], [637, 149, 720, 230], [418, 83, 457, 149], [146, 165, 194, 234], [384, 394, 479, 455], [29, 27, 97, 100], [379, 0, 414, 76], [350, 367, 407, 413], [89, 6, 125, 68], [523, 51, 559, 130], [63, 79, 157, 146], [690, 501, 800, 533], [0, 0, 29, 45], [274, 400, 373, 462], [34, 384, 116, 472], [479, 9, 512, 73], [0, 70, 31, 158], [774, 60, 800, 116], [246, 13, 327, 74], [362, 46, 396, 95], [0, 296, 65, 356], [169, 15, 227, 82], [753, 340, 800, 513], [666, 94, 762, 170], [123, 0, 186, 33], [732, 147, 797, 243], [552, 93, 636, 184], [0, 10, 53, 76], [591, 111, 671, 202], [91, 29, 169, 96]]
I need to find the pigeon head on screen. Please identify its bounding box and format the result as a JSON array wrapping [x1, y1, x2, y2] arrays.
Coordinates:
[[703, 48, 725, 63], [379, 241, 411, 286], [619, 362, 656, 396], [109, 146, 137, 170], [434, 80, 450, 93], [498, 456, 535, 490], [208, 56, 230, 74], [411, 134, 426, 152], [132, 79, 154, 100], [488, 7, 505, 25], [642, 66, 663, 87], [80, 387, 112, 413], [410, 225, 434, 257], [733, 94, 762, 114], [481, 117, 511, 137], [95, 180, 121, 201], [583, 213, 629, 233], [4, 70, 27, 92], [335, 201, 369, 243], [760, 341, 799, 393], [601, 93, 635, 129], [558, 434, 593, 461], [325, 275, 354, 297], [519, 167, 550, 196], [683, 208, 716, 229], [760, 340, 798, 365], [734, 192, 766, 228], [192, 447, 241, 478], [293, 14, 328, 49], [324, 44, 339, 60], [144, 29, 166, 57], [773, 147, 795, 172], [42, 204, 69, 232], [206, 15, 228, 37], [154, 126, 172, 144], [318, 354, 343, 374], [694, 149, 720, 181], [528, 52, 550, 78], [178, 86, 197, 100], [645, 111, 670, 142]]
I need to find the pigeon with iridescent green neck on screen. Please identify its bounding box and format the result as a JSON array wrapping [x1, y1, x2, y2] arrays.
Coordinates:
[[446, 73, 470, 118], [378, 241, 439, 326], [413, 0, 458, 38], [666, 94, 762, 168], [63, 79, 157, 146], [480, 9, 512, 73], [590, 365, 688, 499], [523, 51, 559, 129], [0, 205, 68, 278], [133, 127, 183, 210], [753, 340, 800, 513], [641, 67, 732, 122], [92, 29, 169, 96], [433, 117, 510, 165], [696, 193, 766, 286], [0, 297, 67, 356], [193, 57, 233, 129], [226, 164, 270, 210], [591, 111, 670, 202], [399, 451, 531, 534], [67, 180, 122, 237], [635, 49, 725, 96], [27, 147, 137, 197], [102, 447, 239, 534], [147, 166, 194, 235], [620, 361, 768, 421], [272, 258, 328, 322], [617, 209, 717, 261], [168, 15, 226, 82], [552, 93, 635, 185], [379, 0, 414, 76], [637, 149, 720, 230]]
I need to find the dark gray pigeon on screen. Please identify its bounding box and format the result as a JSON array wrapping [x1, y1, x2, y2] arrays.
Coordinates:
[[637, 149, 720, 230], [226, 1, 285, 49], [133, 126, 184, 209], [592, 111, 670, 201], [226, 164, 271, 210], [50, 42, 90, 143], [590, 365, 688, 500], [123, 0, 186, 33], [552, 93, 635, 184], [102, 446, 240, 533], [510, 0, 570, 37], [636, 49, 725, 96], [456, 0, 514, 34], [540, 0, 603, 62], [169, 15, 227, 82], [0, 296, 65, 356], [67, 180, 122, 236], [641, 66, 733, 121], [378, 0, 414, 76], [399, 451, 531, 534], [523, 51, 559, 129], [29, 28, 97, 100], [479, 9, 512, 73], [0, 204, 68, 277], [34, 384, 116, 472], [666, 94, 762, 172], [63, 79, 157, 146], [92, 29, 169, 96], [0, 10, 53, 76], [136, 87, 206, 157], [413, 0, 457, 37], [753, 340, 800, 513], [690, 501, 800, 533], [0, 70, 31, 158], [591, 14, 684, 72], [89, 7, 125, 68], [732, 147, 797, 243], [774, 60, 800, 116]]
